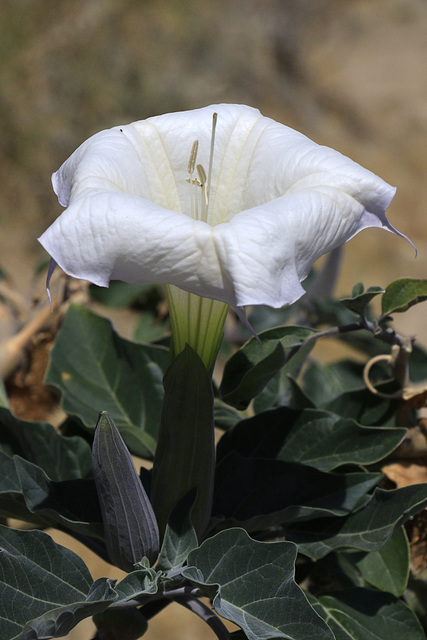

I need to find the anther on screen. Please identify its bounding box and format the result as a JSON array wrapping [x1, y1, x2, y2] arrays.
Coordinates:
[[197, 164, 207, 186], [187, 140, 199, 175]]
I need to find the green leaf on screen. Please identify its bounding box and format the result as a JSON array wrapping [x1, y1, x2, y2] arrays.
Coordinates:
[[381, 278, 427, 315], [93, 608, 148, 640], [218, 407, 405, 471], [183, 528, 334, 640], [326, 386, 398, 426], [220, 326, 316, 410], [340, 284, 384, 315], [45, 305, 170, 458], [0, 525, 116, 640], [277, 410, 405, 470], [89, 281, 157, 307], [14, 457, 103, 538], [0, 410, 94, 527], [0, 407, 92, 481], [0, 451, 52, 525], [151, 345, 215, 539], [214, 398, 243, 431], [310, 588, 425, 640], [213, 452, 382, 531], [302, 361, 398, 425], [287, 484, 427, 558], [302, 360, 367, 407], [253, 372, 315, 414], [133, 312, 169, 343], [113, 567, 163, 603], [346, 527, 410, 597], [157, 490, 198, 572]]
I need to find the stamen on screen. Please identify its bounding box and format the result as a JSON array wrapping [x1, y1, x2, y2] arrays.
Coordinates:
[[187, 140, 199, 175], [197, 164, 207, 186], [197, 164, 208, 217], [184, 114, 217, 223], [187, 140, 199, 220]]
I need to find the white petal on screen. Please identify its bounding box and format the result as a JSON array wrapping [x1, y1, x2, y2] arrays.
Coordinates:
[[40, 104, 408, 310], [39, 190, 237, 304]]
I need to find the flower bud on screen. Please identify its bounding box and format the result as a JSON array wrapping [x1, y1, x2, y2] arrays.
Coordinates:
[[92, 411, 159, 571]]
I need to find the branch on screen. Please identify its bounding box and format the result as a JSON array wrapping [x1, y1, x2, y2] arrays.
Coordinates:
[[171, 592, 230, 640], [299, 316, 414, 351]]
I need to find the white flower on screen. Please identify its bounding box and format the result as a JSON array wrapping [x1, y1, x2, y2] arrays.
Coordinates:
[[39, 104, 408, 310]]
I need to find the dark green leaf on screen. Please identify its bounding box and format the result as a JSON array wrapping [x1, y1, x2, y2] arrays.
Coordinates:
[[0, 407, 92, 481], [340, 285, 384, 315], [277, 410, 405, 470], [93, 608, 148, 640], [220, 326, 316, 410], [14, 456, 103, 538], [151, 345, 214, 539], [0, 411, 93, 527], [45, 305, 170, 458], [213, 452, 382, 531], [287, 484, 427, 558], [133, 312, 169, 343], [157, 490, 198, 572], [302, 361, 398, 425], [183, 528, 334, 640], [325, 385, 398, 426], [89, 281, 157, 307], [214, 398, 244, 431], [113, 567, 163, 603], [302, 360, 366, 407], [218, 407, 405, 471], [0, 451, 52, 525], [253, 373, 314, 414], [310, 588, 425, 640], [217, 407, 301, 462], [92, 412, 159, 571], [346, 527, 410, 597], [381, 278, 427, 315], [0, 525, 116, 640]]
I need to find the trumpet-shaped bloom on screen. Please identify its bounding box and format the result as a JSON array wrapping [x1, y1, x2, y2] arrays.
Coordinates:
[[39, 104, 407, 310]]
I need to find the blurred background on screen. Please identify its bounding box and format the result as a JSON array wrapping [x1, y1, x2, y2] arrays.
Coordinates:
[[1, 0, 427, 637]]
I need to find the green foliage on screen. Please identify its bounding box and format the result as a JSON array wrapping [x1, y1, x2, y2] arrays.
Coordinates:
[[382, 278, 427, 315], [2, 276, 427, 639], [183, 528, 334, 640], [340, 283, 385, 314], [46, 304, 169, 458], [220, 325, 316, 409], [343, 527, 410, 597], [310, 589, 426, 640], [217, 407, 406, 471], [286, 485, 427, 558], [0, 525, 116, 640]]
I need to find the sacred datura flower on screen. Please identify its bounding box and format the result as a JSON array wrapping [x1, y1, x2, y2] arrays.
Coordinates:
[[39, 104, 408, 310]]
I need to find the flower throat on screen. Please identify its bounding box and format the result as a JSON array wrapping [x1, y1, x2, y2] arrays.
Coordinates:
[[186, 112, 217, 223]]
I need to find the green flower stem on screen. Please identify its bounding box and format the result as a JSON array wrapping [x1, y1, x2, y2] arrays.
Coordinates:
[[165, 285, 229, 371]]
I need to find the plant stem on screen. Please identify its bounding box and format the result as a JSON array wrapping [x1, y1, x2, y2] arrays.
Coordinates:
[[172, 593, 230, 640], [299, 317, 414, 350]]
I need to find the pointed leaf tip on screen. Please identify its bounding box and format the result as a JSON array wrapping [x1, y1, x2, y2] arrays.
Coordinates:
[[93, 411, 159, 571]]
